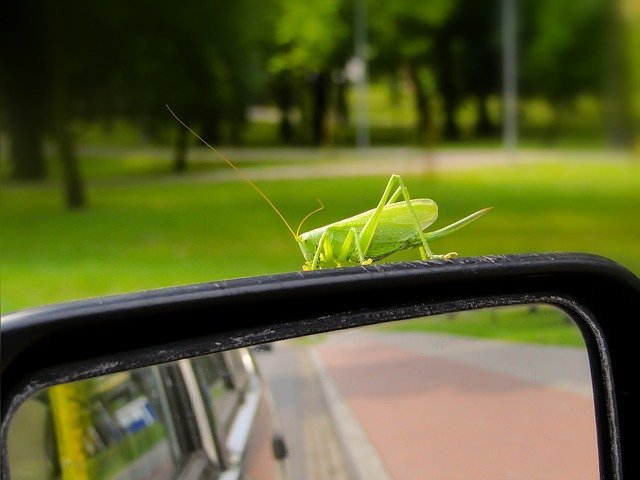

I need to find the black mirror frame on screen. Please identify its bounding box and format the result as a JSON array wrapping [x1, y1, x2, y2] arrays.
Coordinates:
[[2, 252, 639, 480]]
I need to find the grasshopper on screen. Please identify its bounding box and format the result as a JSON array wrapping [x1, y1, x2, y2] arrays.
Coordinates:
[[167, 106, 491, 271]]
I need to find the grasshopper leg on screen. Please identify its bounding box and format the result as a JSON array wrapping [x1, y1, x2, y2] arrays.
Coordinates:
[[358, 174, 404, 257], [337, 227, 370, 266], [304, 229, 332, 270], [393, 174, 456, 260], [358, 174, 440, 262]]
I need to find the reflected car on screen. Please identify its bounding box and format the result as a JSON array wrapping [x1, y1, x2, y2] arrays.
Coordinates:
[[7, 348, 289, 480]]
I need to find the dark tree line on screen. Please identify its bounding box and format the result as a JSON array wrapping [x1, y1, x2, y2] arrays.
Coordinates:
[[2, 0, 270, 207], [1, 0, 634, 209]]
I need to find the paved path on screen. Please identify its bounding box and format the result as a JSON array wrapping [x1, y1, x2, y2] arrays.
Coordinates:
[[256, 344, 351, 480], [81, 146, 634, 187], [257, 329, 599, 480], [315, 330, 598, 480], [325, 330, 594, 397]]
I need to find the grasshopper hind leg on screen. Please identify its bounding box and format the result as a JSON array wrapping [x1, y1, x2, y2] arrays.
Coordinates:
[[394, 176, 460, 260], [358, 173, 457, 263]]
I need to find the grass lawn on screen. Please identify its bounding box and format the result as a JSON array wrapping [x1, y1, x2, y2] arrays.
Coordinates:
[[2, 156, 639, 345], [377, 305, 587, 347]]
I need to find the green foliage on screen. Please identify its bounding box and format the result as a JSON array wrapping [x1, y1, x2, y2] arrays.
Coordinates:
[[369, 0, 455, 60], [2, 0, 635, 185], [268, 0, 349, 74], [522, 0, 607, 98]]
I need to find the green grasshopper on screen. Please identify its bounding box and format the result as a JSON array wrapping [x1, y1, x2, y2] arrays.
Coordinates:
[[167, 106, 491, 271]]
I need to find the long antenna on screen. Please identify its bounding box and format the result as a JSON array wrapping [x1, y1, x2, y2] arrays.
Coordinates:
[[166, 105, 297, 240], [296, 199, 324, 236]]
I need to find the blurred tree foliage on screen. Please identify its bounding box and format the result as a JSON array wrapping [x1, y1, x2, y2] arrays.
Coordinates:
[[267, 0, 351, 145], [519, 0, 634, 146], [368, 0, 456, 143], [0, 0, 635, 208], [1, 0, 270, 205]]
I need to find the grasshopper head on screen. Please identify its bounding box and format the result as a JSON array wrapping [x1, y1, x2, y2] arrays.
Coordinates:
[[296, 230, 321, 270]]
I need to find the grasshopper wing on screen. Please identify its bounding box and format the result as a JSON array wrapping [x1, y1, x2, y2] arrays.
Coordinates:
[[334, 199, 438, 232], [332, 199, 438, 261]]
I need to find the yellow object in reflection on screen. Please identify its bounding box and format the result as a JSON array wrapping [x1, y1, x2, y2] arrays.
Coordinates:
[[48, 383, 89, 480]]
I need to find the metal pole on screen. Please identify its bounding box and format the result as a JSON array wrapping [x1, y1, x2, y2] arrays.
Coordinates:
[[354, 0, 370, 148], [502, 0, 517, 154]]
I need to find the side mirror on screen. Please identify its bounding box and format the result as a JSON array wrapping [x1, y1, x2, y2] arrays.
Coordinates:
[[2, 253, 638, 479]]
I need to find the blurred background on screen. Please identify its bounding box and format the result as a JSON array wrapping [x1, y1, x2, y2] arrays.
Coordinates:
[[1, 0, 639, 313]]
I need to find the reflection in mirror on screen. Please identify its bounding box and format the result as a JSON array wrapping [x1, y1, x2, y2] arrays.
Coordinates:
[[8, 304, 598, 480]]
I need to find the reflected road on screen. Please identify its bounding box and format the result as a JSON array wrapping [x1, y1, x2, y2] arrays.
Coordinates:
[[258, 330, 598, 480]]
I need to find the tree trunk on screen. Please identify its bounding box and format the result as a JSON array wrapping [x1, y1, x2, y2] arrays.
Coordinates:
[[437, 34, 460, 141], [173, 124, 188, 174], [51, 62, 86, 208], [50, 66, 86, 209], [3, 0, 49, 181], [311, 72, 330, 145], [408, 64, 435, 145], [54, 121, 85, 209], [200, 108, 220, 146], [442, 92, 459, 141], [604, 0, 634, 147], [7, 114, 47, 181], [273, 72, 296, 144], [50, 0, 86, 209], [279, 111, 294, 144]]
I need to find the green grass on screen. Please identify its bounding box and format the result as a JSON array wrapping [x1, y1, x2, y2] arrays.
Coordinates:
[[379, 305, 587, 347], [2, 158, 639, 318]]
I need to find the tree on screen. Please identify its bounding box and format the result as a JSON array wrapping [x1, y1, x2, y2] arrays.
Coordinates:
[[1, 0, 52, 182], [368, 0, 455, 143], [603, 0, 635, 147], [520, 0, 629, 144], [1, 0, 272, 195], [108, 0, 270, 170], [1, 0, 100, 206], [267, 0, 351, 145], [445, 0, 501, 138]]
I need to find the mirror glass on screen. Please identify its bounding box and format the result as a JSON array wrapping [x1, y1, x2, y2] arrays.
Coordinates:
[[7, 304, 599, 480]]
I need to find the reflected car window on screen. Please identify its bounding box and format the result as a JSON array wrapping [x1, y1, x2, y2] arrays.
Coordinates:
[[8, 348, 287, 480], [8, 367, 183, 480], [191, 352, 245, 437]]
